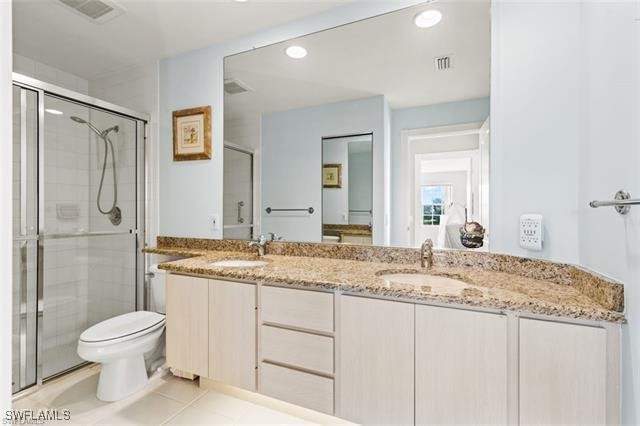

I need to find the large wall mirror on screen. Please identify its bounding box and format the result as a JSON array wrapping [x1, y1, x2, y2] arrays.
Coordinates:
[[223, 1, 490, 249]]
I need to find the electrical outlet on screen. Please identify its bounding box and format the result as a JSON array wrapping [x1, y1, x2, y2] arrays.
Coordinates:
[[520, 214, 543, 251]]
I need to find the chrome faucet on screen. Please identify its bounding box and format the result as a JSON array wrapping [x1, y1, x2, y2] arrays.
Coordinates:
[[249, 234, 268, 256], [421, 238, 434, 269]]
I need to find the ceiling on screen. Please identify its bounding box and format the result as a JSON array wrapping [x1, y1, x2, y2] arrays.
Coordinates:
[[224, 1, 490, 122], [12, 0, 351, 79]]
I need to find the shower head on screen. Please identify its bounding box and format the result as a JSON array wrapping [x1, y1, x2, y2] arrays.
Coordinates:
[[70, 116, 87, 124], [70, 116, 118, 137]]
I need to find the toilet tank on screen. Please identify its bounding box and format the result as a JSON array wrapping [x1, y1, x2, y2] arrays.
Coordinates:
[[148, 264, 166, 314]]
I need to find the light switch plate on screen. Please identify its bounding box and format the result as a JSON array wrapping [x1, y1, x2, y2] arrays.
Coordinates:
[[520, 214, 543, 251]]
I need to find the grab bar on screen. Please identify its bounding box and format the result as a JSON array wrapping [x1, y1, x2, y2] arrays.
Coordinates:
[[237, 201, 245, 224], [265, 207, 314, 214], [589, 190, 640, 215]]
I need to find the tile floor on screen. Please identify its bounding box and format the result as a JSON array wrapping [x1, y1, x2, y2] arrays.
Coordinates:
[[12, 365, 352, 425]]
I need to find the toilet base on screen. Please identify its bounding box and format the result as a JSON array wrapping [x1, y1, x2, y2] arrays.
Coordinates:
[[97, 355, 149, 402]]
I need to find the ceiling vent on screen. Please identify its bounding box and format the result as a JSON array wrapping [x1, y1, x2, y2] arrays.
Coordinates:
[[224, 78, 252, 95], [57, 0, 124, 24], [434, 56, 452, 71]]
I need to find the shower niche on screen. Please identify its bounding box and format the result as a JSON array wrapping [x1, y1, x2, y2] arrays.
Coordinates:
[[12, 76, 148, 393]]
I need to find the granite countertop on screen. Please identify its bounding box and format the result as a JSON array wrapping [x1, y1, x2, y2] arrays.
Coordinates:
[[147, 246, 625, 323]]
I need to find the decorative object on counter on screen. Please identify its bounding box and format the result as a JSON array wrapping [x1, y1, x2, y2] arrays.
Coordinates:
[[323, 163, 342, 188], [459, 208, 485, 249], [172, 105, 212, 161]]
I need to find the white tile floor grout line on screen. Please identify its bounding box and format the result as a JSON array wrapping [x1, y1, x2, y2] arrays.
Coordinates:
[[159, 388, 211, 425]]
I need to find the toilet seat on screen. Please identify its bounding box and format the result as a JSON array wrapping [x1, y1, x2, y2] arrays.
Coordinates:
[[80, 311, 165, 345]]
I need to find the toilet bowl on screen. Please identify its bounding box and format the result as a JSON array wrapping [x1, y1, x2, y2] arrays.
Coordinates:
[[77, 265, 167, 401]]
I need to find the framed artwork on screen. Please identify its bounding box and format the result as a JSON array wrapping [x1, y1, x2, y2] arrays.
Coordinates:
[[172, 106, 212, 161], [323, 163, 342, 188]]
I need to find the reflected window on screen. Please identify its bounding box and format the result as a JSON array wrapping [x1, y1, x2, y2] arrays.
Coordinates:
[[421, 185, 452, 225]]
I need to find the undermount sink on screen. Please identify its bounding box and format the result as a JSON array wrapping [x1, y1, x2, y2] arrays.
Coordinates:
[[209, 259, 268, 268], [378, 272, 472, 295]]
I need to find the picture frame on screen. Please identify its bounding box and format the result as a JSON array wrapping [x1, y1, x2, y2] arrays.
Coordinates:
[[172, 106, 212, 161], [323, 163, 342, 188]]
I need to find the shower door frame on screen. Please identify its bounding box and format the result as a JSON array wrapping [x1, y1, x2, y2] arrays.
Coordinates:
[[11, 73, 150, 396]]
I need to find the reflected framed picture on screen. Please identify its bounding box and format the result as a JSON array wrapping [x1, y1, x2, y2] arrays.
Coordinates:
[[323, 163, 342, 188], [172, 106, 212, 161]]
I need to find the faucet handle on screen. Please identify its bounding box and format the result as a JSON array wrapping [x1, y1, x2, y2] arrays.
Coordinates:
[[268, 232, 283, 241]]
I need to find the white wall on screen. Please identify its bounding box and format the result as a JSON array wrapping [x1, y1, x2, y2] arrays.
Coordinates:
[[13, 53, 88, 94], [576, 2, 640, 422], [158, 0, 423, 239], [490, 2, 581, 264], [348, 149, 373, 225], [261, 96, 386, 243]]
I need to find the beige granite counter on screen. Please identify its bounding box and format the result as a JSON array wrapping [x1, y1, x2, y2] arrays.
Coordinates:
[[146, 240, 625, 323]]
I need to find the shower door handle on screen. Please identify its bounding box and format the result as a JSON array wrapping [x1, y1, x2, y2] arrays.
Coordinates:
[[237, 201, 245, 224], [20, 89, 27, 236]]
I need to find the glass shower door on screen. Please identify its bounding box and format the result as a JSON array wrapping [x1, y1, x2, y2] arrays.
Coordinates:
[[12, 85, 39, 393], [40, 95, 139, 379], [223, 146, 254, 239]]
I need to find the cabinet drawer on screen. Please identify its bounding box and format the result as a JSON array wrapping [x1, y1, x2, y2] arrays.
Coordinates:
[[260, 362, 334, 414], [261, 325, 334, 375], [261, 286, 334, 333]]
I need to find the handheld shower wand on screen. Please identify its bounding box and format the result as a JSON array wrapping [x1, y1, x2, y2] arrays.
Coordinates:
[[70, 116, 122, 226]]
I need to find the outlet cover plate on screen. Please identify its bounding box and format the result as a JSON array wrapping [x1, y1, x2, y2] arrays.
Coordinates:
[[520, 214, 543, 251]]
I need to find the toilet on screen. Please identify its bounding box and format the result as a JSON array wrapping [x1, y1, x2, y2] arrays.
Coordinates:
[[77, 265, 167, 402]]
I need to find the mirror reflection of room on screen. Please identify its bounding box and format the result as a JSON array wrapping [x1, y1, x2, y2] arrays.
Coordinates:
[[322, 134, 373, 245], [223, 1, 490, 249]]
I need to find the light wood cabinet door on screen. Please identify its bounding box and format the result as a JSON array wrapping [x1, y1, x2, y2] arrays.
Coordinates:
[[209, 279, 257, 391], [415, 305, 508, 425], [519, 318, 607, 425], [166, 274, 209, 377], [338, 296, 414, 425]]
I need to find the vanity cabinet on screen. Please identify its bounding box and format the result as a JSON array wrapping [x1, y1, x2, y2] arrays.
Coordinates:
[[519, 318, 608, 425], [165, 272, 619, 425], [338, 296, 415, 425], [166, 274, 209, 377], [209, 279, 256, 391], [259, 285, 335, 414], [415, 305, 508, 425], [166, 274, 256, 388]]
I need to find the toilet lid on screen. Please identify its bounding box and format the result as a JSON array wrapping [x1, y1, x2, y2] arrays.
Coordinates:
[[80, 311, 165, 343]]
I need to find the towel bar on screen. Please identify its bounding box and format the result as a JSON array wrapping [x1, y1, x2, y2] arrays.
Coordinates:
[[589, 190, 640, 215], [265, 207, 314, 214]]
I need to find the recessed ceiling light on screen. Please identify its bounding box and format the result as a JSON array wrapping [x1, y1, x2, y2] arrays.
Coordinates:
[[285, 46, 307, 59], [414, 10, 442, 28], [234, 0, 248, 2], [45, 109, 63, 115]]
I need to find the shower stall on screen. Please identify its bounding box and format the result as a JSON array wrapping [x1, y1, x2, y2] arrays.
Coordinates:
[[11, 74, 148, 394]]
